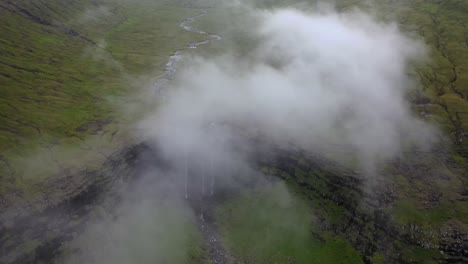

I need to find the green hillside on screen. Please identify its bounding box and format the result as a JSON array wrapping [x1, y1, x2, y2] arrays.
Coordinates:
[[193, 1, 468, 263], [0, 0, 467, 263], [0, 0, 205, 197]]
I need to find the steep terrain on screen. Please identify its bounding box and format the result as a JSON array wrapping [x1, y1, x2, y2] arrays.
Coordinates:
[[0, 0, 205, 202], [194, 1, 468, 263], [0, 1, 209, 262], [0, 0, 467, 263]]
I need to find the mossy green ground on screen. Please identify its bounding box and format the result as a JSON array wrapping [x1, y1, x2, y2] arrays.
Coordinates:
[[0, 0, 206, 196], [57, 199, 208, 264], [1, 2, 211, 262], [217, 183, 363, 263], [207, 1, 468, 262]]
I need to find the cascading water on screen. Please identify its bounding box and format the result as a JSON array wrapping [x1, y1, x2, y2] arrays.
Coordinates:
[[184, 150, 189, 199], [209, 154, 215, 196], [156, 10, 222, 200], [153, 10, 221, 99], [201, 158, 206, 196]]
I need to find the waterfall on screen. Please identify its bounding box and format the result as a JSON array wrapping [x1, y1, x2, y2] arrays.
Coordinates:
[[209, 154, 214, 196], [184, 150, 188, 199], [201, 158, 206, 196]]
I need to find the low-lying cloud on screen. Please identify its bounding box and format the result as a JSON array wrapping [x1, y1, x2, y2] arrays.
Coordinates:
[[140, 7, 434, 175], [61, 4, 436, 264]]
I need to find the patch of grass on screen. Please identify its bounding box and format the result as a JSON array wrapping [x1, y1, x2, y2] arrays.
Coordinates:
[[392, 196, 465, 228], [217, 183, 363, 263], [396, 242, 443, 264], [58, 200, 207, 264], [392, 199, 426, 225], [351, 0, 468, 158], [369, 252, 386, 264]]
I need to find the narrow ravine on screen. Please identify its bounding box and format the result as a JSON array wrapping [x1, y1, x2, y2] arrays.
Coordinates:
[[191, 198, 237, 264], [153, 10, 234, 263]]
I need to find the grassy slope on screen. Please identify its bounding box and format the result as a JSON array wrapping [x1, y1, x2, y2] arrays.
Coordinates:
[[0, 0, 205, 197], [359, 2, 468, 262], [347, 1, 468, 262], [0, 0, 210, 262], [0, 0, 466, 263], [60, 201, 206, 264], [217, 183, 364, 264], [197, 1, 468, 263], [363, 0, 468, 155]]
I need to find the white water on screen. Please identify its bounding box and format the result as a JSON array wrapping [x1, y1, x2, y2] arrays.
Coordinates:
[[209, 155, 214, 196], [152, 10, 222, 199], [184, 150, 189, 199], [153, 10, 221, 100]]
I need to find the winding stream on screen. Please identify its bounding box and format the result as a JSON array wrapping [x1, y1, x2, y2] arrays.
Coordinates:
[[153, 10, 233, 263], [153, 10, 221, 98]]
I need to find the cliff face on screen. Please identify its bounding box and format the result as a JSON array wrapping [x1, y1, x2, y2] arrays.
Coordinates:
[[0, 140, 180, 262], [254, 142, 467, 264], [1, 142, 466, 263], [0, 143, 151, 263]]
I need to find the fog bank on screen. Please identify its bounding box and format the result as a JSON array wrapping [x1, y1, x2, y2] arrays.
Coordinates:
[[140, 7, 433, 175], [65, 4, 436, 263]]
